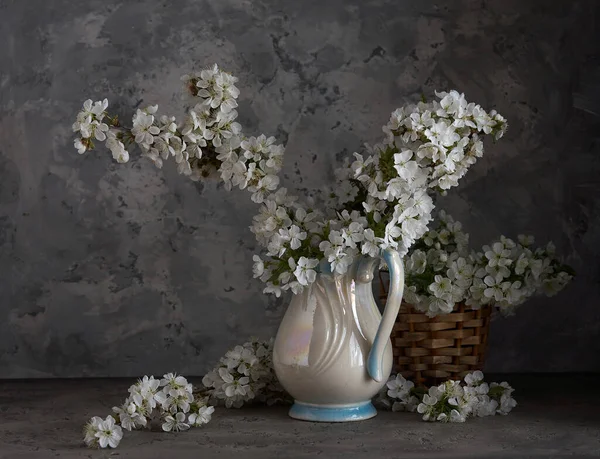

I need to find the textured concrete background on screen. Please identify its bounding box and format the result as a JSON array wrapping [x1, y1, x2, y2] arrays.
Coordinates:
[[1, 0, 599, 378]]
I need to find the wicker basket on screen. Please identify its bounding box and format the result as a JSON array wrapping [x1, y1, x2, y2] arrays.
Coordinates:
[[379, 272, 492, 387]]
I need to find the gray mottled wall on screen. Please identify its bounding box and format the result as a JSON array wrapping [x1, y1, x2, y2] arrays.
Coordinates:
[[1, 0, 599, 378]]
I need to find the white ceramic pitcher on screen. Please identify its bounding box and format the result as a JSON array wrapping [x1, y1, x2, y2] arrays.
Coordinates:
[[273, 248, 404, 422]]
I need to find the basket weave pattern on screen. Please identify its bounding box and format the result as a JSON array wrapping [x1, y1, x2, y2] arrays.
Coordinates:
[[379, 273, 491, 387]]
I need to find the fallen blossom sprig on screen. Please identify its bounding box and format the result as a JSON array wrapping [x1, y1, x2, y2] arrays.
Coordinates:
[[199, 337, 292, 408], [82, 338, 289, 449], [374, 371, 516, 422], [83, 373, 214, 449]]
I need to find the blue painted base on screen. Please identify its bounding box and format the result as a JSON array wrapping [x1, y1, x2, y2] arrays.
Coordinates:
[[288, 401, 377, 422]]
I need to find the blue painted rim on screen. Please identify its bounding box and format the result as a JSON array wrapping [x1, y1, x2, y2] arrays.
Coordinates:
[[289, 401, 377, 422]]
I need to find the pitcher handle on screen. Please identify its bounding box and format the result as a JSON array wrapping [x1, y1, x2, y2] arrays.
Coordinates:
[[366, 248, 404, 382]]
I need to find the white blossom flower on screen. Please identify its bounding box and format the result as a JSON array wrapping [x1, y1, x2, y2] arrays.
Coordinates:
[[502, 280, 523, 304], [223, 346, 245, 370], [447, 257, 474, 287], [541, 273, 570, 296], [91, 121, 109, 141], [160, 373, 190, 391], [416, 393, 438, 421], [189, 405, 215, 426], [386, 374, 415, 400], [436, 409, 466, 423], [483, 274, 504, 302], [217, 367, 250, 398], [162, 412, 190, 432], [294, 257, 319, 286], [485, 242, 512, 268], [263, 282, 282, 297], [132, 109, 160, 146], [407, 250, 427, 274], [514, 253, 529, 275], [342, 221, 366, 247], [236, 348, 259, 376], [491, 382, 517, 415], [427, 296, 453, 316], [160, 390, 194, 414], [518, 234, 535, 246], [129, 375, 162, 410], [361, 229, 380, 258], [252, 255, 265, 278], [138, 375, 161, 394], [106, 131, 129, 163], [94, 415, 123, 448], [112, 401, 147, 431], [75, 99, 94, 123], [464, 370, 484, 387], [471, 395, 499, 417], [287, 225, 307, 250], [83, 416, 104, 448], [73, 99, 110, 141], [428, 275, 453, 299]]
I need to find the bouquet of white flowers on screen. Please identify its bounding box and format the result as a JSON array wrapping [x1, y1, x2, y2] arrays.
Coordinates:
[[245, 88, 506, 295], [74, 64, 507, 297]]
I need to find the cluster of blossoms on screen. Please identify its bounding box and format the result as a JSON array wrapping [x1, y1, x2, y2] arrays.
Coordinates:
[[249, 91, 506, 296], [74, 67, 507, 297], [468, 235, 574, 315], [396, 211, 574, 317], [200, 338, 291, 407], [73, 64, 285, 199], [72, 99, 128, 163], [375, 371, 516, 423], [403, 210, 473, 316], [83, 338, 289, 449], [381, 90, 507, 192], [83, 373, 214, 449]]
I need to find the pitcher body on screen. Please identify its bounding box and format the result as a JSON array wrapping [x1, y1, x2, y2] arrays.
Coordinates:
[[273, 249, 404, 422]]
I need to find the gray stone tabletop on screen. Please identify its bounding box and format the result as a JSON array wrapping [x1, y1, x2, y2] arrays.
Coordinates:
[[1, 375, 599, 458]]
